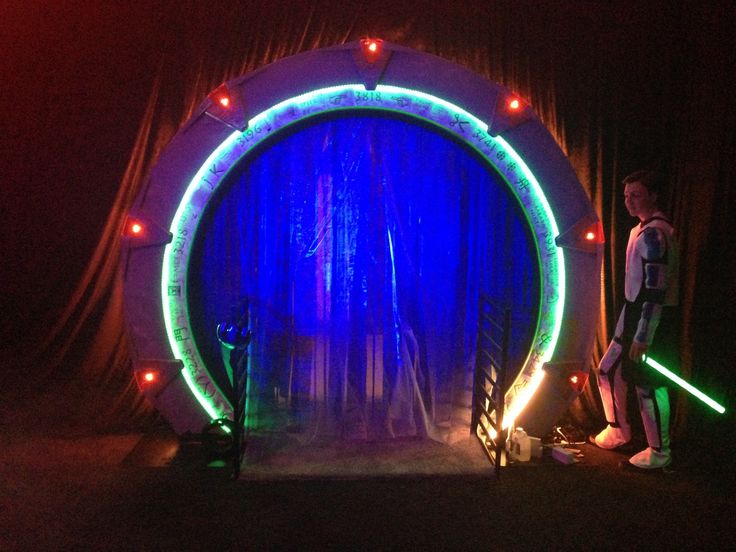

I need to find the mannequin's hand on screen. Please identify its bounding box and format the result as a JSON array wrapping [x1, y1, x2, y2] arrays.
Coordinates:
[[629, 341, 648, 363]]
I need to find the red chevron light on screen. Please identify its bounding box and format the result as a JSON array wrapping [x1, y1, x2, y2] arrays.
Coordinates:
[[125, 218, 145, 237], [360, 38, 383, 63], [583, 221, 605, 244]]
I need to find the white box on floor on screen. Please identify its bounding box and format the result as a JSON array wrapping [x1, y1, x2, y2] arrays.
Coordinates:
[[552, 446, 576, 464], [529, 436, 542, 458]]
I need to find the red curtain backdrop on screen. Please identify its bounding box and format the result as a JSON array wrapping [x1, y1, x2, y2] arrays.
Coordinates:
[[2, 1, 734, 438]]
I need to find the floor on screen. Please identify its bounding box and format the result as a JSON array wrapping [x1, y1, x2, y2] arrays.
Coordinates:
[[1, 378, 733, 551]]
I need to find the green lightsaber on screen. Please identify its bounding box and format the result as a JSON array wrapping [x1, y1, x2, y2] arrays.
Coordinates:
[[643, 356, 726, 414]]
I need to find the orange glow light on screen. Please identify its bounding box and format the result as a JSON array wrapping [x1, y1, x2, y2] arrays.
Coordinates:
[[143, 371, 156, 383], [567, 371, 588, 393], [582, 221, 605, 245], [360, 38, 383, 62], [508, 98, 521, 111], [218, 96, 230, 108], [131, 222, 143, 235]]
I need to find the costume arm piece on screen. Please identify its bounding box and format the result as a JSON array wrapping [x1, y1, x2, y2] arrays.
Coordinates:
[[634, 226, 668, 344]]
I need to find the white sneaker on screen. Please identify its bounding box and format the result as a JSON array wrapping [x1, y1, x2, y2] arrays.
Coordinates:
[[591, 425, 631, 449], [628, 447, 672, 469]]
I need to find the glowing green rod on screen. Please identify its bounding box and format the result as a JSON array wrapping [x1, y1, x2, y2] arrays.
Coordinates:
[[644, 356, 726, 414]]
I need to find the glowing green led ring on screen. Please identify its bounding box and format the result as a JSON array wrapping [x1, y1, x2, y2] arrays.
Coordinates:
[[161, 84, 565, 422]]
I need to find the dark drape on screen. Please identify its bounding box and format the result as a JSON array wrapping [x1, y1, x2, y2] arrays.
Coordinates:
[[3, 1, 734, 438]]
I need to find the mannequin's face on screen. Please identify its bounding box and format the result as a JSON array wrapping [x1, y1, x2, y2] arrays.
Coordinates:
[[624, 181, 658, 221]]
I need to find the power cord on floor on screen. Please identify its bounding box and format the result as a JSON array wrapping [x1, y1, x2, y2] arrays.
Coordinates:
[[547, 425, 586, 463], [553, 425, 586, 445]]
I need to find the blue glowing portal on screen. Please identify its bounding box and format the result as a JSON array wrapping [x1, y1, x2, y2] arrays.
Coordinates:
[[186, 113, 540, 435], [161, 84, 565, 433]]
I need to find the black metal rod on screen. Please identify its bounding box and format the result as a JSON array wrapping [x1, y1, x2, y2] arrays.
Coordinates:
[[474, 383, 497, 410], [471, 294, 512, 480], [478, 329, 503, 352], [476, 363, 500, 385], [479, 312, 505, 333]]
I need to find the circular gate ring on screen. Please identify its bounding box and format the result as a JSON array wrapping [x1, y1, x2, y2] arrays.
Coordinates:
[[121, 41, 603, 437]]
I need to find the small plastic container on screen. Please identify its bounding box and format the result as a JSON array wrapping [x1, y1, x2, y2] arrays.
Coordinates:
[[510, 427, 531, 462]]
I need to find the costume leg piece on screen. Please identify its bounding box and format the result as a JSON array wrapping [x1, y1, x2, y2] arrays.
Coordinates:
[[629, 386, 671, 469], [593, 339, 631, 449]]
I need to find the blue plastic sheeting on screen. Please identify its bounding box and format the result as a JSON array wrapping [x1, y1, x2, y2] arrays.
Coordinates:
[[188, 113, 538, 441]]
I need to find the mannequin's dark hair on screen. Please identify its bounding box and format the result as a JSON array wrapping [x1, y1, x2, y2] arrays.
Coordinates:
[[622, 169, 665, 197]]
